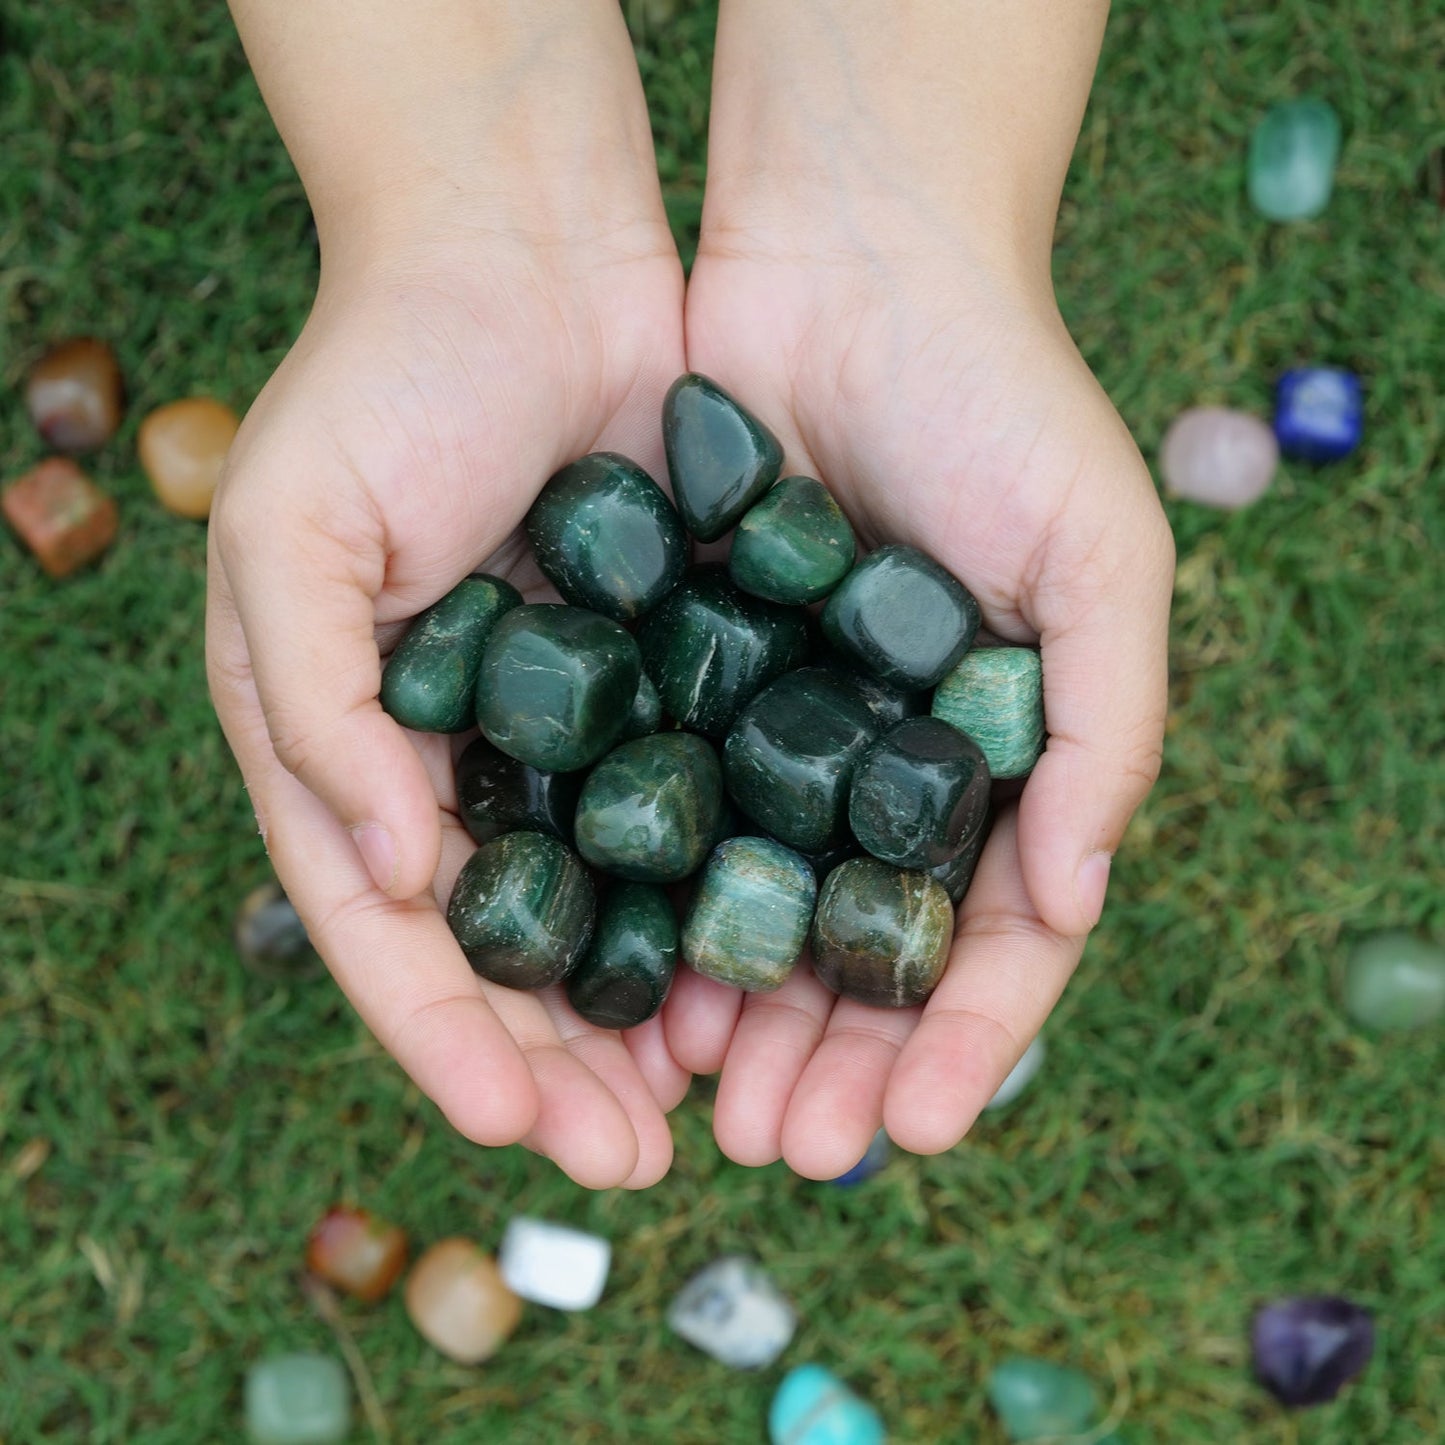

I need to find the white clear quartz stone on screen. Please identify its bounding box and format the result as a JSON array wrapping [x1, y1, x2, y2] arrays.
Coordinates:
[[1160, 406, 1279, 509], [667, 1256, 797, 1369], [498, 1218, 611, 1311], [985, 1033, 1047, 1110]]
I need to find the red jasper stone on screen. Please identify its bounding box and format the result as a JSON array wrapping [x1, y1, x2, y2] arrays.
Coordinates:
[[305, 1206, 408, 1303]]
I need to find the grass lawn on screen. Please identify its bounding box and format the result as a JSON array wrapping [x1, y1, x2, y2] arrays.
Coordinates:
[[2, 1, 1442, 1440]]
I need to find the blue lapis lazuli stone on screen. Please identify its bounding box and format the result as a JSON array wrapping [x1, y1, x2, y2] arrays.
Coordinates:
[[1273, 368, 1362, 463], [769, 1365, 887, 1445], [829, 1129, 891, 1187]]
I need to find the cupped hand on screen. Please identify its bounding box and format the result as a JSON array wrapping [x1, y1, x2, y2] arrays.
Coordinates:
[[668, 230, 1174, 1177], [207, 226, 690, 1189]]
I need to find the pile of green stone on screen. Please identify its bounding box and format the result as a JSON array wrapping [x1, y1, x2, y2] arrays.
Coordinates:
[[380, 375, 1044, 1028]]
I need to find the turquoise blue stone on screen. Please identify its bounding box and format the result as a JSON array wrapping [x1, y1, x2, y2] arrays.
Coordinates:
[[380, 574, 521, 733], [1342, 931, 1445, 1031], [621, 671, 663, 740], [454, 736, 581, 845], [769, 1365, 886, 1445], [724, 667, 881, 853], [729, 475, 855, 605], [636, 566, 809, 737], [566, 882, 678, 1028], [682, 836, 817, 992], [818, 651, 928, 728], [445, 831, 595, 989], [932, 646, 1045, 780], [476, 604, 640, 771], [1247, 98, 1342, 221], [821, 545, 980, 690], [525, 451, 687, 621], [986, 1357, 1100, 1441], [663, 373, 784, 541], [848, 717, 990, 869], [573, 731, 723, 883], [245, 1353, 351, 1445]]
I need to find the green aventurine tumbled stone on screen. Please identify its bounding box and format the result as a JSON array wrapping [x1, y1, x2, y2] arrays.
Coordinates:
[[621, 671, 663, 740], [446, 832, 595, 989], [729, 475, 855, 604], [821, 544, 981, 690], [810, 858, 953, 1008], [380, 574, 521, 733], [849, 717, 991, 869], [683, 837, 817, 992], [455, 736, 582, 845], [636, 566, 809, 737], [476, 604, 640, 771], [574, 732, 723, 883], [986, 1356, 1101, 1441], [932, 646, 1045, 780], [566, 882, 678, 1028], [245, 1352, 351, 1445], [663, 373, 784, 541], [1247, 98, 1342, 222], [1342, 931, 1445, 1031], [525, 452, 688, 622], [724, 667, 880, 853]]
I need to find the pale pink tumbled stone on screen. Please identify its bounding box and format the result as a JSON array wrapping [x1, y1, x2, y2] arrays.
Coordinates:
[[1159, 406, 1279, 509]]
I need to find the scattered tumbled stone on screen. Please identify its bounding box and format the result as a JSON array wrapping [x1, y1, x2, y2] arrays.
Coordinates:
[[244, 1353, 350, 1445], [769, 1364, 887, 1445], [819, 651, 929, 729], [1159, 406, 1279, 509], [683, 837, 816, 992], [730, 474, 855, 604], [1247, 98, 1342, 221], [986, 1356, 1101, 1441], [454, 736, 582, 846], [498, 1218, 611, 1311], [926, 809, 990, 906], [829, 1128, 891, 1187], [1342, 931, 1445, 1031], [811, 858, 953, 1008], [984, 1034, 1047, 1111], [380, 574, 521, 733], [233, 881, 319, 978], [1252, 1296, 1374, 1408], [404, 1238, 522, 1364], [621, 670, 663, 740], [566, 882, 678, 1029], [1274, 367, 1363, 463], [668, 1256, 796, 1369], [305, 1206, 408, 1303], [25, 337, 125, 452], [663, 372, 784, 541], [932, 647, 1045, 780], [445, 832, 595, 989], [526, 451, 687, 621], [2, 457, 118, 577], [137, 396, 239, 519]]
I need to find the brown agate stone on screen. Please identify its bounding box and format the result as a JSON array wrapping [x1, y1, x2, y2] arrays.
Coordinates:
[[25, 338, 126, 453]]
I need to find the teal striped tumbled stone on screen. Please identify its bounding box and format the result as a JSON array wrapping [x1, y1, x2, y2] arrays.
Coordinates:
[[566, 882, 678, 1029], [986, 1357, 1101, 1441], [932, 646, 1045, 780], [682, 837, 817, 992], [729, 475, 855, 605]]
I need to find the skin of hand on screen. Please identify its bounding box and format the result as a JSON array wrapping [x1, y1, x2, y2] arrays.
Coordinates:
[[207, 2, 691, 1189], [662, 0, 1176, 1179]]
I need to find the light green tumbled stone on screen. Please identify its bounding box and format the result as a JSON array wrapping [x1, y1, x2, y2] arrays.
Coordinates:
[[932, 646, 1045, 780], [1247, 98, 1342, 222], [245, 1353, 351, 1445], [682, 836, 816, 992], [986, 1356, 1100, 1441], [1342, 931, 1445, 1031]]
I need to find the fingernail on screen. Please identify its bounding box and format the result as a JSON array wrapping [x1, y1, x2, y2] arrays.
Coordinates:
[[351, 823, 397, 893], [1075, 851, 1112, 930]]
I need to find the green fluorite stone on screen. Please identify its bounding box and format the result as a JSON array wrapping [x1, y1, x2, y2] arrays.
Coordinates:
[[986, 1357, 1100, 1441], [1247, 98, 1342, 222], [724, 667, 881, 853], [245, 1352, 351, 1445], [810, 858, 953, 1008], [525, 451, 687, 622], [636, 566, 809, 737], [476, 604, 640, 772], [380, 574, 521, 733], [663, 373, 785, 541], [573, 731, 723, 883], [454, 736, 582, 846], [821, 545, 981, 690], [621, 671, 663, 740], [849, 717, 991, 869], [1342, 931, 1445, 1031], [729, 475, 855, 604], [682, 836, 817, 991], [566, 882, 678, 1028], [446, 832, 595, 989], [932, 646, 1045, 780]]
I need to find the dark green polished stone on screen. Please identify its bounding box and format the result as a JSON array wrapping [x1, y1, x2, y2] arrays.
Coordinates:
[[821, 544, 981, 690], [636, 566, 809, 737], [663, 373, 784, 542], [621, 670, 663, 741], [445, 831, 595, 989], [573, 731, 724, 883], [792, 836, 863, 882], [728, 475, 855, 605], [475, 604, 640, 772], [454, 736, 582, 846], [810, 858, 954, 1008], [932, 646, 1045, 780], [818, 649, 929, 728], [926, 805, 991, 904], [849, 716, 991, 869], [682, 836, 817, 992], [723, 667, 881, 853], [525, 452, 688, 622], [566, 882, 678, 1028], [380, 574, 521, 733]]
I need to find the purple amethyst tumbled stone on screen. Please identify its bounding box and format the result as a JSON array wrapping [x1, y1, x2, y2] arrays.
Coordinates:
[[1251, 1295, 1374, 1407]]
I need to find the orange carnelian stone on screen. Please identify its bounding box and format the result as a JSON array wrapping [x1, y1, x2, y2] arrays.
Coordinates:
[[137, 396, 239, 520], [3, 458, 118, 577], [305, 1206, 408, 1303]]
